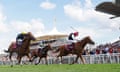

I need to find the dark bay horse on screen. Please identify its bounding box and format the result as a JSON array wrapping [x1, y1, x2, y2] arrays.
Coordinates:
[[30, 44, 52, 65], [4, 32, 36, 65], [55, 36, 95, 64]]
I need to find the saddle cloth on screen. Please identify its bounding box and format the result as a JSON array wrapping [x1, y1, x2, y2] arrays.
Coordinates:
[[38, 48, 46, 55], [11, 42, 17, 49], [65, 43, 75, 51]]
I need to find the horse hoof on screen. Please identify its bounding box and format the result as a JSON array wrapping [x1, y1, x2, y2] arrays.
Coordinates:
[[59, 63, 62, 64], [35, 63, 38, 65], [10, 65, 13, 67], [16, 63, 19, 65], [29, 60, 32, 62], [69, 63, 73, 65]]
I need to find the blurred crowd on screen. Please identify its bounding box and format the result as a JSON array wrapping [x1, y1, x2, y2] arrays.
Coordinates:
[[83, 40, 120, 55]]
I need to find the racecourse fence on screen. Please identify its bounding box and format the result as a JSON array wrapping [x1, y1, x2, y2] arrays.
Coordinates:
[[0, 53, 120, 65], [47, 53, 120, 64]]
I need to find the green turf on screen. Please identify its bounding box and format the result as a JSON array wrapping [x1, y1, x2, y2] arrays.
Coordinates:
[[0, 64, 120, 72]]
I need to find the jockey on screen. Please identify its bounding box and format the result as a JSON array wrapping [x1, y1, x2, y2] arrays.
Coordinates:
[[39, 40, 46, 49], [68, 31, 79, 42], [68, 32, 79, 49], [16, 31, 27, 47], [39, 40, 47, 54]]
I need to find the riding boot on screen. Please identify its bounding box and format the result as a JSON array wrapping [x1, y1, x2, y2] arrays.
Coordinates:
[[38, 48, 41, 54], [68, 43, 73, 51], [72, 42, 75, 47], [71, 42, 75, 52], [42, 49, 45, 55]]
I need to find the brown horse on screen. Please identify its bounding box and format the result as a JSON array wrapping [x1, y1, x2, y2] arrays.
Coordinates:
[[55, 36, 95, 64], [4, 32, 36, 66], [30, 44, 52, 65]]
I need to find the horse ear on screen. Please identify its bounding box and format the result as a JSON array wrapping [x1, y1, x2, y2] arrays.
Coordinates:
[[87, 36, 90, 38], [48, 43, 51, 46]]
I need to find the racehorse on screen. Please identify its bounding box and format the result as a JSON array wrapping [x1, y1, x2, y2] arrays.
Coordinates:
[[54, 36, 95, 64], [30, 44, 52, 65], [4, 32, 36, 66]]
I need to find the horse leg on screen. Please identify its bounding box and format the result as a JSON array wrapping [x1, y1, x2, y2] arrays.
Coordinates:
[[9, 52, 12, 62], [57, 56, 63, 64], [35, 57, 42, 65], [45, 57, 48, 65], [17, 56, 22, 65], [55, 55, 59, 63], [26, 54, 32, 62], [31, 56, 37, 64], [79, 54, 85, 64], [9, 52, 13, 67], [55, 55, 62, 64], [71, 55, 79, 64], [31, 55, 37, 62]]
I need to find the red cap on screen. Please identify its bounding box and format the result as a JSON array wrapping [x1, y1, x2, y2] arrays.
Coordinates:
[[74, 32, 79, 37]]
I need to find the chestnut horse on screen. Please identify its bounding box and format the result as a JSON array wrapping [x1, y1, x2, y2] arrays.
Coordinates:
[[4, 32, 36, 66], [55, 36, 95, 64], [30, 44, 52, 65]]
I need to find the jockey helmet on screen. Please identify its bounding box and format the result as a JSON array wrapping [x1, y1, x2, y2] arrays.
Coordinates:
[[74, 32, 79, 37], [21, 31, 27, 34]]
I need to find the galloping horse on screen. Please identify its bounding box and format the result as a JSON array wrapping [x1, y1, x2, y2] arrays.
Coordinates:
[[55, 36, 95, 64], [4, 32, 36, 65], [30, 44, 52, 65]]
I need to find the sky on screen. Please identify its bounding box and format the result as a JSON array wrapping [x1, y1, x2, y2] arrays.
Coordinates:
[[0, 0, 120, 54]]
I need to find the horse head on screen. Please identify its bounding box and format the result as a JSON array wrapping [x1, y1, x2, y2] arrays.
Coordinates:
[[85, 36, 95, 45], [76, 36, 95, 48], [20, 32, 36, 51], [24, 32, 36, 41], [45, 44, 52, 50]]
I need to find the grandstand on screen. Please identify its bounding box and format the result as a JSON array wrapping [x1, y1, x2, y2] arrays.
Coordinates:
[[30, 27, 68, 49], [30, 17, 68, 49]]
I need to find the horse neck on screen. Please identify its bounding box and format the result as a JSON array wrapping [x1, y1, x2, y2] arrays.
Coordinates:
[[78, 39, 88, 49], [44, 47, 49, 52], [22, 39, 31, 49]]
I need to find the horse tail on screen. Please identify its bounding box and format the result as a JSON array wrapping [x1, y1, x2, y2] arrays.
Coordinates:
[[4, 49, 10, 53]]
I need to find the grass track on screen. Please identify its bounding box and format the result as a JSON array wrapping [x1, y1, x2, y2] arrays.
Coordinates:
[[0, 64, 120, 72]]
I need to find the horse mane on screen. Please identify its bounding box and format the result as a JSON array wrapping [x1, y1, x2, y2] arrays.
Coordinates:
[[19, 33, 36, 53], [75, 36, 92, 50], [77, 36, 89, 43], [82, 36, 90, 40]]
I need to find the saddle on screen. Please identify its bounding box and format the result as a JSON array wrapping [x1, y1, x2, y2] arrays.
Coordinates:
[[16, 39, 24, 48], [38, 48, 46, 55], [65, 43, 75, 51], [11, 42, 17, 49]]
